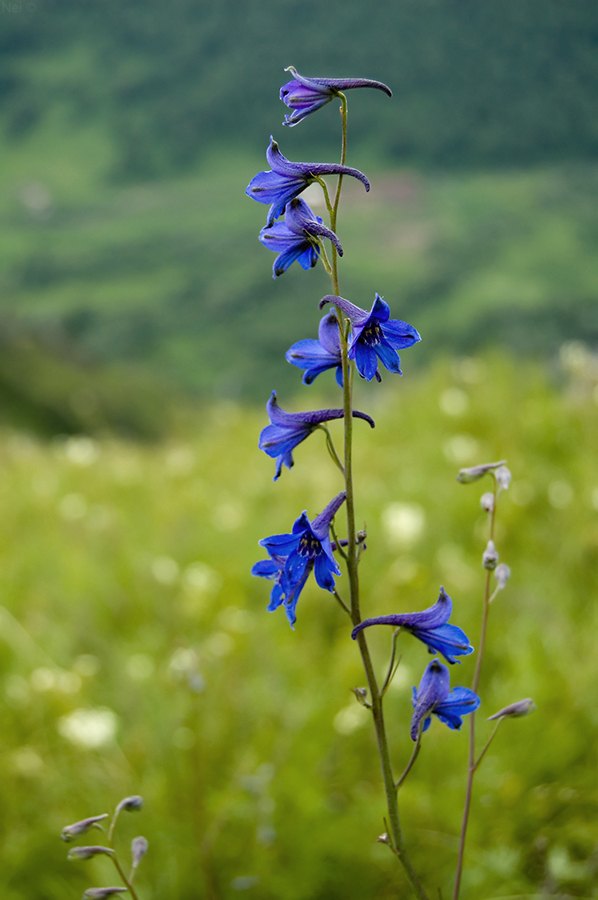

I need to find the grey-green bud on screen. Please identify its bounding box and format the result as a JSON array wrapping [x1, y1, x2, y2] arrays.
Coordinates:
[[457, 461, 506, 484], [487, 698, 536, 721], [495, 465, 511, 491], [68, 846, 114, 861], [482, 540, 499, 570], [494, 563, 511, 589], [61, 814, 108, 843], [83, 889, 127, 899], [131, 836, 149, 869], [116, 795, 143, 813], [480, 492, 494, 512]]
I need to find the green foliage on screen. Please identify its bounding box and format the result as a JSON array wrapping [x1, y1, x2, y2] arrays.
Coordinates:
[[0, 352, 597, 898], [3, 0, 598, 175], [2, 148, 598, 410]]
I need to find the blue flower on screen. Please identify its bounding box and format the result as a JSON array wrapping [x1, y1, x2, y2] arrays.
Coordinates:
[[320, 293, 421, 382], [280, 66, 392, 127], [286, 312, 343, 387], [351, 587, 473, 664], [246, 137, 370, 226], [259, 197, 343, 278], [256, 491, 346, 627], [411, 658, 480, 741], [259, 391, 374, 480]]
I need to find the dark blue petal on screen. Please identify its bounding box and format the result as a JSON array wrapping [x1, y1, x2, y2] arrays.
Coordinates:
[[252, 559, 282, 579], [296, 244, 319, 270], [353, 341, 379, 381], [375, 340, 402, 375], [314, 551, 339, 592], [260, 532, 300, 556], [267, 580, 284, 612], [273, 241, 313, 276], [381, 319, 422, 348], [369, 293, 391, 323], [318, 312, 342, 354], [412, 623, 474, 665], [410, 659, 450, 740]]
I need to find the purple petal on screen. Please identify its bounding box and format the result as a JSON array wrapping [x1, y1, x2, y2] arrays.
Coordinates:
[[319, 294, 369, 326], [311, 491, 347, 540], [351, 587, 453, 640], [283, 67, 392, 98], [318, 312, 342, 354], [411, 659, 450, 740]]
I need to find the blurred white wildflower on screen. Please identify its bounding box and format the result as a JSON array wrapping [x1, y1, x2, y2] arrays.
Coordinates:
[[58, 708, 118, 749], [382, 502, 425, 548]]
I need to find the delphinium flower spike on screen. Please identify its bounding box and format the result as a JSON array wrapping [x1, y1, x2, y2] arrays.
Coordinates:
[[259, 390, 374, 480], [411, 659, 480, 741], [280, 66, 392, 126], [351, 587, 473, 664], [254, 491, 346, 626], [320, 293, 420, 381], [286, 311, 343, 386], [259, 197, 343, 278], [246, 137, 370, 225]]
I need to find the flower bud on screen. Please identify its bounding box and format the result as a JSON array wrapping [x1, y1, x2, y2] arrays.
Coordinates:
[[61, 814, 108, 843], [495, 465, 511, 491], [494, 563, 511, 589], [356, 530, 367, 544], [487, 698, 536, 721], [83, 890, 127, 899], [68, 846, 114, 861], [115, 795, 143, 813], [457, 461, 506, 484], [480, 492, 494, 512], [482, 540, 499, 570], [131, 836, 148, 869], [352, 687, 369, 707], [376, 832, 390, 844]]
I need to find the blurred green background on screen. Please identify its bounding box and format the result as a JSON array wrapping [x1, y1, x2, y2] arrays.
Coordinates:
[[1, 1, 598, 898]]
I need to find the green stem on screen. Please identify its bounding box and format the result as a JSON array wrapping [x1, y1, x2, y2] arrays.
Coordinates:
[[317, 424, 344, 475], [474, 720, 502, 771], [380, 628, 402, 697], [453, 477, 498, 900], [326, 91, 427, 900], [110, 853, 140, 900], [396, 733, 422, 790]]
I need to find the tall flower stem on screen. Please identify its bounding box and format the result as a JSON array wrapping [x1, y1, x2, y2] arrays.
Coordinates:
[[452, 477, 498, 900], [328, 99, 428, 900]]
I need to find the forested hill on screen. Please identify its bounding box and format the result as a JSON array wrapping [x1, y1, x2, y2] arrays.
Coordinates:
[[2, 0, 598, 179]]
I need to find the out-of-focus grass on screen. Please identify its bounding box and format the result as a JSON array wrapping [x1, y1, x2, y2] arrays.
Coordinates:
[[1, 350, 598, 899]]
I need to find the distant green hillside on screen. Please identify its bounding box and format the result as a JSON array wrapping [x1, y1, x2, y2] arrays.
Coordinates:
[[1, 0, 598, 430], [1, 145, 598, 407], [2, 0, 598, 177]]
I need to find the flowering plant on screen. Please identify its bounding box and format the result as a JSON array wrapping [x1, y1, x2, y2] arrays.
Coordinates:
[[247, 68, 533, 899]]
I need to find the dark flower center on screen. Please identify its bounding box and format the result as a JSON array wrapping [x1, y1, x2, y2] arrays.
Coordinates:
[[359, 322, 383, 346], [298, 530, 322, 558]]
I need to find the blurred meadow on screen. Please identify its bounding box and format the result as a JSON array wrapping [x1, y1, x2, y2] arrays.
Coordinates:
[[2, 1, 598, 898]]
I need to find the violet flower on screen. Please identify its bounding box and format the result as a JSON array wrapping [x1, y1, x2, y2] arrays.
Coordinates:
[[259, 391, 374, 480], [411, 658, 480, 740], [320, 293, 420, 381], [246, 137, 370, 225], [351, 587, 473, 664], [286, 312, 343, 387], [259, 197, 343, 278], [256, 492, 346, 627], [280, 66, 392, 127]]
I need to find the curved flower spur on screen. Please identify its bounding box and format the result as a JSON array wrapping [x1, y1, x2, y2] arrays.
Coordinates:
[[259, 197, 343, 278], [259, 390, 374, 480], [246, 137, 370, 225], [280, 67, 392, 127], [351, 586, 473, 665], [320, 293, 421, 381]]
